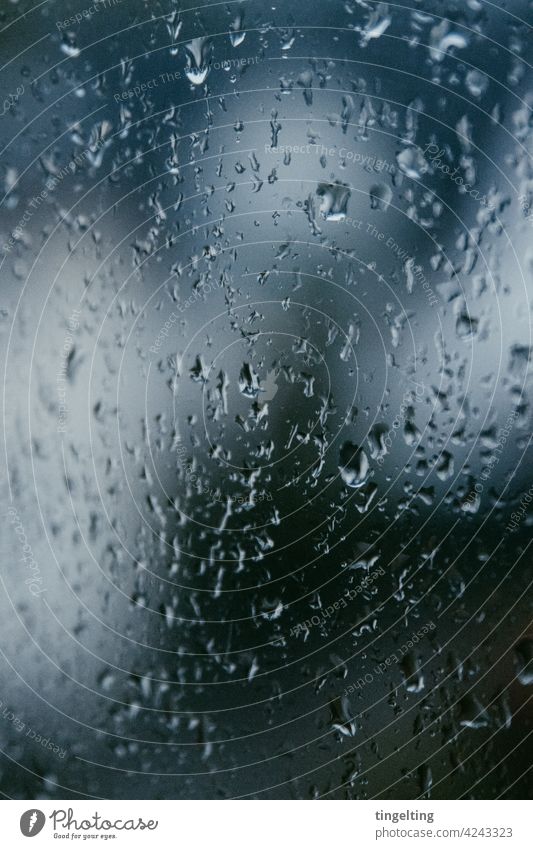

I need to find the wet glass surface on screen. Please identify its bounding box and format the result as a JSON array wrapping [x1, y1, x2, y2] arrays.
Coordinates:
[[0, 0, 532, 799]]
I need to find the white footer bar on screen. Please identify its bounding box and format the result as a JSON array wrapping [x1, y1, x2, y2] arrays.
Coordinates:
[[3, 800, 530, 848]]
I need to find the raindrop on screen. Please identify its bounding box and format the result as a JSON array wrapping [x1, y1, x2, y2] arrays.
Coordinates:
[[317, 182, 351, 221], [339, 442, 370, 488]]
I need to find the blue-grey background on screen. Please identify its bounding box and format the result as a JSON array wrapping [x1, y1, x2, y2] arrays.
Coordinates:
[[0, 0, 532, 799]]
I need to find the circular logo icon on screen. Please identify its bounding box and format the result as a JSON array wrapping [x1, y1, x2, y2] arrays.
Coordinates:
[[20, 810, 46, 837]]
